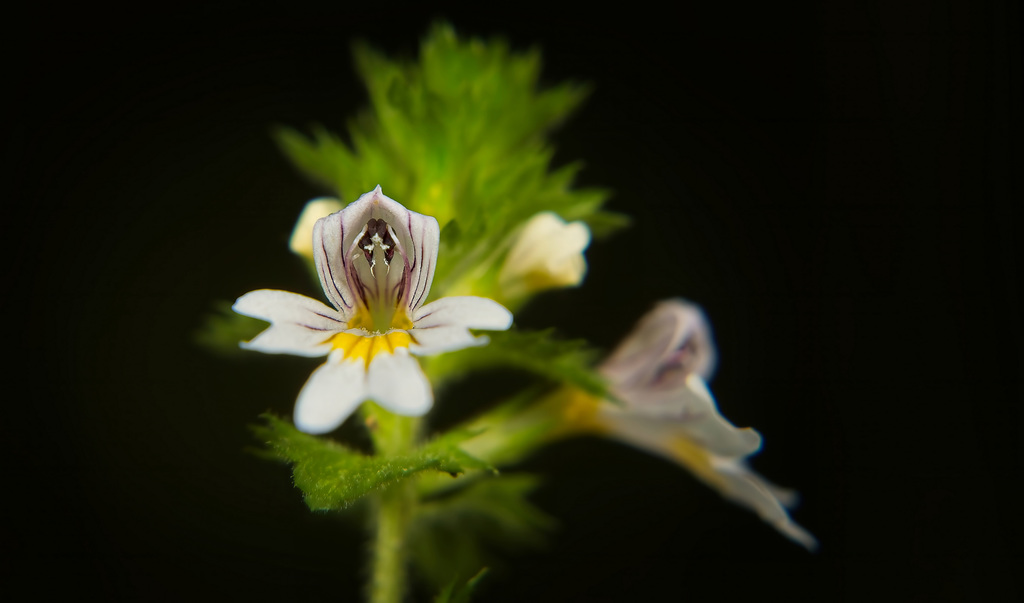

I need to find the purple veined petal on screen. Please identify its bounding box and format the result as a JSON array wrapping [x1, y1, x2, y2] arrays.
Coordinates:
[[294, 352, 369, 434], [600, 299, 718, 391], [412, 296, 514, 330], [313, 209, 360, 319], [365, 349, 433, 416], [708, 457, 819, 551], [314, 187, 440, 320], [232, 289, 345, 357]]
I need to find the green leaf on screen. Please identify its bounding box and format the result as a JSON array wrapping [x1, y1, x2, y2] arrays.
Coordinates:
[[252, 414, 493, 511], [194, 300, 267, 356], [411, 474, 554, 591], [424, 329, 613, 399], [434, 568, 489, 603]]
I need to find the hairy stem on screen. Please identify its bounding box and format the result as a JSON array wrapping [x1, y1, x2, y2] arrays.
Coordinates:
[[368, 415, 419, 603]]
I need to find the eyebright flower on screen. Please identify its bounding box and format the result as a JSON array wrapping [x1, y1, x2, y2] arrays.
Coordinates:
[[234, 186, 513, 434], [597, 300, 817, 550], [498, 211, 590, 299], [289, 198, 343, 260]]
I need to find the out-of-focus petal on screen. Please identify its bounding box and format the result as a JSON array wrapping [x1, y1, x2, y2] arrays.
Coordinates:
[[601, 299, 717, 391], [614, 374, 762, 458], [294, 352, 368, 434], [710, 457, 819, 550], [289, 198, 343, 260], [232, 289, 344, 356], [366, 350, 433, 416]]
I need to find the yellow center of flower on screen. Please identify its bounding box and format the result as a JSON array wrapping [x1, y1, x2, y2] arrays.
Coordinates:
[[329, 308, 415, 367]]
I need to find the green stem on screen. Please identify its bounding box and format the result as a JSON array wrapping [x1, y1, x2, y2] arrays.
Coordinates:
[[368, 415, 419, 603]]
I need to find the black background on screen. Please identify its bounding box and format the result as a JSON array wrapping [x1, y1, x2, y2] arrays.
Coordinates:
[[6, 1, 1021, 600]]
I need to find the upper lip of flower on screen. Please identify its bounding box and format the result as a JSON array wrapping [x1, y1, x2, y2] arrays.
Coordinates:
[[233, 186, 512, 434], [312, 185, 439, 331], [600, 299, 718, 396]]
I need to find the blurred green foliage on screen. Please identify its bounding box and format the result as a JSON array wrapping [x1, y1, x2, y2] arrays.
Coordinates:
[[433, 568, 490, 603], [194, 300, 266, 357], [424, 328, 611, 399], [412, 475, 553, 591]]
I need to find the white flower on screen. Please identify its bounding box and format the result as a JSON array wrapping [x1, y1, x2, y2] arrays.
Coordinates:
[[598, 300, 817, 550], [289, 198, 343, 260], [234, 186, 513, 434], [498, 212, 590, 298]]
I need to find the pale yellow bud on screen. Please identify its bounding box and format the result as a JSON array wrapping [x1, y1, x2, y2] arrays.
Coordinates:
[[288, 198, 344, 260], [498, 212, 591, 298]]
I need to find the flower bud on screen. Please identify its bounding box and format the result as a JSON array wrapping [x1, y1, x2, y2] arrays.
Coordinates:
[[289, 198, 344, 260], [498, 212, 591, 298]]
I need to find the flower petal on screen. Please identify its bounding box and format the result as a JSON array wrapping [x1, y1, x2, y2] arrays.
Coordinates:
[[409, 296, 513, 355], [232, 289, 344, 357], [313, 186, 440, 317], [412, 296, 513, 330], [312, 206, 362, 318], [710, 458, 818, 550], [366, 350, 433, 416], [623, 375, 762, 457], [294, 352, 368, 434], [600, 299, 717, 391], [408, 325, 488, 355]]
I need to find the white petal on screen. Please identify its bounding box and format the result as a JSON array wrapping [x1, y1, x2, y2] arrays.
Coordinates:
[[710, 458, 818, 550], [412, 296, 513, 330], [600, 299, 717, 390], [312, 209, 361, 318], [408, 325, 488, 355], [612, 375, 760, 458], [366, 350, 433, 416], [408, 296, 512, 356], [294, 354, 368, 434], [232, 289, 344, 357]]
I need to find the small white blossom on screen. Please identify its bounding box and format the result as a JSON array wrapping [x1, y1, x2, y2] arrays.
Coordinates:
[[498, 212, 590, 298], [235, 186, 513, 434], [289, 198, 343, 260], [598, 300, 817, 550]]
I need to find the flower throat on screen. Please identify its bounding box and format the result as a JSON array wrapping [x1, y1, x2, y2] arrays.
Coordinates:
[[351, 218, 412, 333]]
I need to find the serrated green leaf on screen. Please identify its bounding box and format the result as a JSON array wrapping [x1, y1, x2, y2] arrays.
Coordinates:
[[424, 329, 612, 400], [194, 300, 267, 356], [252, 414, 493, 511], [434, 568, 489, 603], [411, 474, 554, 590]]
